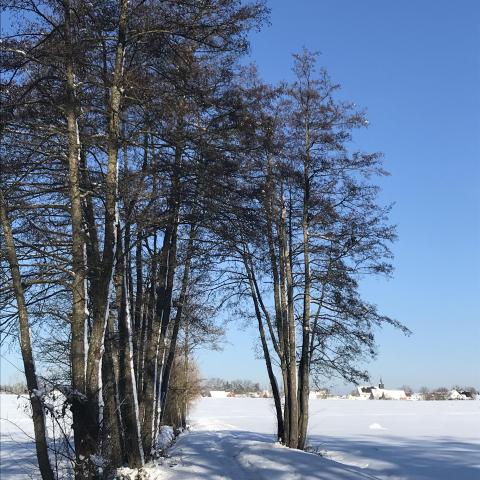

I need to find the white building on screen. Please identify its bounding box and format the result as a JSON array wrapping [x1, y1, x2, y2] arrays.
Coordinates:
[[209, 390, 229, 398], [356, 381, 407, 400], [448, 389, 471, 400], [309, 389, 329, 399]]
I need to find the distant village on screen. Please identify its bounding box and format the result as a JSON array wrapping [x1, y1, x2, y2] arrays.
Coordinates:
[[201, 379, 478, 401], [1, 378, 477, 401]]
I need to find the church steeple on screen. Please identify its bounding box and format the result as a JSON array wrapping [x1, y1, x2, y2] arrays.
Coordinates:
[[379, 378, 384, 389]]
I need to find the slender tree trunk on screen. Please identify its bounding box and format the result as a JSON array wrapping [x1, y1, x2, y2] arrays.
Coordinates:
[[116, 227, 145, 468], [83, 1, 130, 466], [264, 155, 285, 352], [277, 214, 291, 446], [280, 362, 290, 444], [141, 225, 173, 455], [182, 317, 190, 430], [102, 311, 125, 469], [280, 196, 299, 448], [243, 252, 284, 442], [142, 139, 181, 455], [160, 223, 196, 419], [263, 164, 293, 445], [154, 221, 178, 440], [298, 125, 311, 450], [133, 230, 144, 376], [138, 234, 157, 398], [62, 3, 92, 474], [0, 191, 54, 480]]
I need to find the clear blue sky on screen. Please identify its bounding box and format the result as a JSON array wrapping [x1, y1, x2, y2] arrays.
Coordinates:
[[1, 1, 479, 392], [198, 0, 480, 392]]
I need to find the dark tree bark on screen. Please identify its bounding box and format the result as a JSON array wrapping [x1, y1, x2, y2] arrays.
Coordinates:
[[141, 222, 176, 455], [116, 227, 145, 468], [160, 223, 196, 419], [102, 311, 125, 469], [63, 2, 91, 472], [0, 191, 55, 480], [298, 117, 312, 450], [243, 251, 284, 442]]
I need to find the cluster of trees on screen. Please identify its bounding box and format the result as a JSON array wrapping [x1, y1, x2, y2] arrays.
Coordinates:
[[1, 0, 407, 478], [0, 381, 28, 394], [202, 378, 262, 394]]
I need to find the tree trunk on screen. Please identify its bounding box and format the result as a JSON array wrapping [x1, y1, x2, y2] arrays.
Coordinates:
[[133, 230, 144, 377], [281, 196, 299, 448], [0, 191, 55, 480], [102, 311, 125, 469], [160, 223, 196, 419], [154, 221, 178, 440], [63, 2, 92, 472], [83, 1, 130, 467], [243, 252, 284, 442], [116, 228, 145, 468], [141, 139, 181, 455], [141, 224, 174, 455], [298, 124, 311, 450]]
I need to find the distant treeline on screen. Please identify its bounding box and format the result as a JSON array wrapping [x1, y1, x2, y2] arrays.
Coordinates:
[[202, 378, 262, 395], [0, 382, 28, 395]]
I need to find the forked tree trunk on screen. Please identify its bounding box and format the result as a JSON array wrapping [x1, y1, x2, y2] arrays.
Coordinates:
[[243, 252, 284, 442], [263, 164, 293, 445], [0, 192, 54, 480]]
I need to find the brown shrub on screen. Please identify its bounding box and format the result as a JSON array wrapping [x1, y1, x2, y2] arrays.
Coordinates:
[[162, 356, 202, 430]]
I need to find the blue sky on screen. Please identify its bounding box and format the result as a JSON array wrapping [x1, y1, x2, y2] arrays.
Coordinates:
[[1, 1, 479, 392], [198, 0, 480, 391]]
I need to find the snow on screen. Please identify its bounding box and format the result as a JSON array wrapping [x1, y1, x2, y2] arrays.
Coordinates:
[[1, 394, 479, 479], [209, 390, 229, 398], [156, 425, 175, 450], [0, 394, 40, 479], [368, 422, 386, 430]]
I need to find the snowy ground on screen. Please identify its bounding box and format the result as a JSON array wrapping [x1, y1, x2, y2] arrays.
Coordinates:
[[1, 394, 479, 479], [1, 394, 41, 479]]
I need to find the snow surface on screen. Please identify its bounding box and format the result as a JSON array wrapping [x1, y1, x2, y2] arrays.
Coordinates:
[[0, 394, 39, 479], [1, 394, 479, 479], [156, 425, 175, 450]]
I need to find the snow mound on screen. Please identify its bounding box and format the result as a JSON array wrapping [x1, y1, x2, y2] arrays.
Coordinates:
[[369, 422, 386, 430], [156, 425, 175, 450], [115, 464, 164, 480]]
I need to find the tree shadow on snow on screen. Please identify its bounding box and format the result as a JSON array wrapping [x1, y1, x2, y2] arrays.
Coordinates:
[[168, 429, 386, 479], [0, 437, 39, 478], [308, 433, 480, 480], [166, 429, 480, 480]]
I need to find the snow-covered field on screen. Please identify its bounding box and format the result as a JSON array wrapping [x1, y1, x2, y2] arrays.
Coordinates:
[[1, 394, 479, 479]]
